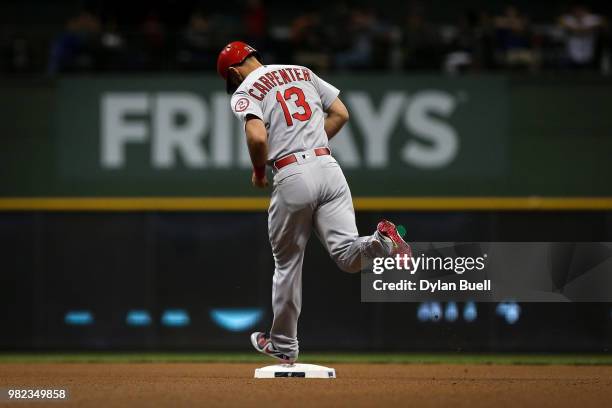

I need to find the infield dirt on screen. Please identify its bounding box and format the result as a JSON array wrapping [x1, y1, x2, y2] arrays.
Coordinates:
[[1, 363, 611, 407]]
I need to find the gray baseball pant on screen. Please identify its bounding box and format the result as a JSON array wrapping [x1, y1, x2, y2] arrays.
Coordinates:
[[267, 151, 384, 360]]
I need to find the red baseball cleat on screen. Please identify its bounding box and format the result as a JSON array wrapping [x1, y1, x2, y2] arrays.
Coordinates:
[[376, 219, 413, 258]]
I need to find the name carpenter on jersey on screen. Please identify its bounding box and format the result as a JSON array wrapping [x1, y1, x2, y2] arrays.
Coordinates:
[[247, 67, 312, 100]]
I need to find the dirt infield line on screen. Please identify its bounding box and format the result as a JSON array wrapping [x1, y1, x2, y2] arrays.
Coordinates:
[[1, 363, 611, 408]]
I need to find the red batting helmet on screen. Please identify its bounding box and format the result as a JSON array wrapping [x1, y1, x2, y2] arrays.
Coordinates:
[[217, 41, 261, 94]]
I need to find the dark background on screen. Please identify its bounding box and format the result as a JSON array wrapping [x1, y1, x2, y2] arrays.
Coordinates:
[[2, 0, 612, 75], [2, 211, 611, 351], [2, 0, 612, 352]]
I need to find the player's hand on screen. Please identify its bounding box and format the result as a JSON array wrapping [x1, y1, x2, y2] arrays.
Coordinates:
[[252, 172, 269, 188]]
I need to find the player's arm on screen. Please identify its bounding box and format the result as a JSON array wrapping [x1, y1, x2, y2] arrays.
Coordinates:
[[324, 97, 349, 140], [245, 115, 269, 188]]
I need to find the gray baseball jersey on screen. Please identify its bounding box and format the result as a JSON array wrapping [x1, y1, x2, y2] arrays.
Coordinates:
[[231, 64, 339, 161], [231, 64, 387, 361]]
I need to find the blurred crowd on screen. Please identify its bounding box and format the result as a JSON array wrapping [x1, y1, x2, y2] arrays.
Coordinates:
[[2, 0, 611, 75]]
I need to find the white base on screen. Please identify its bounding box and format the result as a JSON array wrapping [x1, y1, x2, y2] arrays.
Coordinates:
[[254, 363, 336, 379]]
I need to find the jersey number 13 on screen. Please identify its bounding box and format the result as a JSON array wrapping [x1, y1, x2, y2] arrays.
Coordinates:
[[275, 87, 312, 126]]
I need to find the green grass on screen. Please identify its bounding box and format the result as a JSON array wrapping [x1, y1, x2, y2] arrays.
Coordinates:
[[0, 352, 611, 365]]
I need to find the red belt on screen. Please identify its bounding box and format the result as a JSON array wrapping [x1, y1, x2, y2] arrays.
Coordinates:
[[273, 147, 331, 170]]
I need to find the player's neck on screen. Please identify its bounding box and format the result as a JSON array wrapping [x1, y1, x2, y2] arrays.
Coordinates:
[[239, 58, 264, 79]]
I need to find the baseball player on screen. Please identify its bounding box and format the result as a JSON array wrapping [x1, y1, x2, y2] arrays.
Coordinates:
[[217, 41, 411, 364]]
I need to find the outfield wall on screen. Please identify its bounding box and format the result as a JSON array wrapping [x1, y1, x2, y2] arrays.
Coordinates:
[[1, 74, 611, 351], [1, 210, 611, 351], [1, 75, 612, 202]]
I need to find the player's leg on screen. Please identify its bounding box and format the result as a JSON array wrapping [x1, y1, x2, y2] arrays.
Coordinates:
[[266, 167, 315, 361], [312, 157, 390, 272]]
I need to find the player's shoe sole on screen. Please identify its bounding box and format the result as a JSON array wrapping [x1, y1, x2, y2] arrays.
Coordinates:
[[250, 332, 295, 364], [376, 219, 413, 258]]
